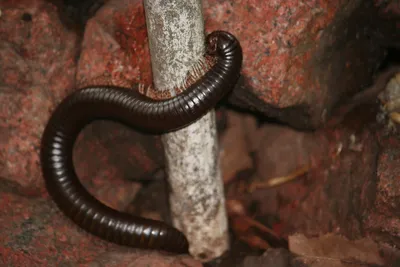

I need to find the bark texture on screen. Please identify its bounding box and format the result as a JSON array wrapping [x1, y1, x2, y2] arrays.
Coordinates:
[[143, 0, 229, 261]]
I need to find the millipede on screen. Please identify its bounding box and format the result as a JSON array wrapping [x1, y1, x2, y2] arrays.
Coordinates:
[[40, 30, 243, 254]]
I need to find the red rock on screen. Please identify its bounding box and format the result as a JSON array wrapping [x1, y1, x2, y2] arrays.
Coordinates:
[[0, 0, 77, 189], [245, 105, 400, 249], [0, 181, 201, 266], [204, 0, 391, 129], [365, 133, 400, 247]]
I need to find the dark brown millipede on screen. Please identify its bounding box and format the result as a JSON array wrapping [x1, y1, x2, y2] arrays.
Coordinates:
[[40, 31, 243, 254]]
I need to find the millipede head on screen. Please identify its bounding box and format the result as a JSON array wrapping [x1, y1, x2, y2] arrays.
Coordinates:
[[206, 30, 238, 55]]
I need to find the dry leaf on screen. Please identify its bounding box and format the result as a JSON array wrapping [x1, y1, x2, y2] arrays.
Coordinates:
[[289, 233, 385, 266]]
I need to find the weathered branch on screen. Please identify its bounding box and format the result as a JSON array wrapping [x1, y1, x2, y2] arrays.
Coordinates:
[[143, 0, 229, 261]]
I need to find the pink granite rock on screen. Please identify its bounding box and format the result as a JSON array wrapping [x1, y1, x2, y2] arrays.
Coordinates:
[[0, 0, 78, 190], [0, 179, 201, 267], [204, 0, 391, 129]]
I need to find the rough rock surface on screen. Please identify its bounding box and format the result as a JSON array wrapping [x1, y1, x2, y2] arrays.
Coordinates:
[[204, 0, 392, 129]]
